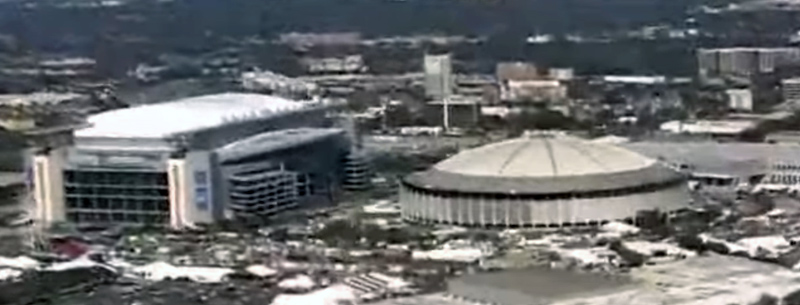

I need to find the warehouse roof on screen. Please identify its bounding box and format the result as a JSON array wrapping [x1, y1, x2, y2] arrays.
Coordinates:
[[622, 141, 800, 170], [75, 93, 308, 139]]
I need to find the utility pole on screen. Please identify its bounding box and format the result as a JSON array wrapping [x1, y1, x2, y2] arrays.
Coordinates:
[[443, 95, 450, 131]]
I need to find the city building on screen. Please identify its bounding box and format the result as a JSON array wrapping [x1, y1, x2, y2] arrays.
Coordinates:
[[400, 132, 690, 228], [601, 75, 667, 85], [423, 54, 453, 100], [38, 57, 97, 79], [697, 48, 800, 80], [496, 62, 538, 83], [240, 70, 319, 98], [548, 68, 575, 81], [782, 78, 800, 104], [454, 74, 497, 101], [426, 95, 481, 129], [300, 55, 366, 74], [29, 93, 351, 229], [0, 92, 90, 131], [0, 57, 98, 88], [501, 79, 567, 102], [659, 119, 758, 138], [277, 32, 362, 48], [726, 89, 753, 111]]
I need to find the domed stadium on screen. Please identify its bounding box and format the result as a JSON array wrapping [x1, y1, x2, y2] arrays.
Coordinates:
[[400, 132, 690, 228]]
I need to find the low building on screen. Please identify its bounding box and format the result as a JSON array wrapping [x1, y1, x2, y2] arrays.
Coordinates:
[[623, 141, 800, 194], [0, 92, 89, 131], [241, 70, 318, 98], [454, 74, 497, 101], [301, 55, 366, 74], [278, 32, 362, 47], [602, 75, 667, 85], [501, 79, 567, 102], [548, 68, 574, 81], [766, 131, 800, 144], [727, 88, 753, 111], [496, 62, 538, 82], [659, 119, 758, 138], [426, 95, 481, 129]]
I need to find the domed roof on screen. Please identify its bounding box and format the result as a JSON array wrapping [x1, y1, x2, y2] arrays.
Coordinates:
[[434, 133, 655, 178], [404, 133, 685, 195]]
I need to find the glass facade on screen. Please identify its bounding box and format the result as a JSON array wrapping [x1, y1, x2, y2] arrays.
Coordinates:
[[63, 169, 170, 225]]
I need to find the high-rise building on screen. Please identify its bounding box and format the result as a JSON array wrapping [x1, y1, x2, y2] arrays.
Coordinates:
[[423, 54, 453, 100], [726, 89, 753, 111], [697, 48, 800, 79], [697, 49, 718, 80]]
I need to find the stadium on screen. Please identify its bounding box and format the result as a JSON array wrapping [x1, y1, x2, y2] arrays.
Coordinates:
[[400, 132, 691, 228], [30, 93, 354, 229]]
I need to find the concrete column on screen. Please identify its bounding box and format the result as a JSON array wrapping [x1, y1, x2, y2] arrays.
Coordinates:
[[504, 199, 510, 227], [32, 147, 67, 225], [167, 159, 188, 229], [467, 196, 474, 224], [168, 151, 214, 229]]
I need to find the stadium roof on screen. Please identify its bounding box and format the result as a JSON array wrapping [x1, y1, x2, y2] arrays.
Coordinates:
[[75, 93, 307, 139], [216, 128, 344, 163], [406, 133, 684, 194], [434, 134, 655, 178]]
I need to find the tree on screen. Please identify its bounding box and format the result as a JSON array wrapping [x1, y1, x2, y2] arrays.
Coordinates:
[[751, 294, 779, 305], [347, 90, 379, 112]]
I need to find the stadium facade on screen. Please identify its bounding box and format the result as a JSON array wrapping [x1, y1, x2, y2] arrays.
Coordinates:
[[400, 132, 690, 228], [30, 93, 353, 229]]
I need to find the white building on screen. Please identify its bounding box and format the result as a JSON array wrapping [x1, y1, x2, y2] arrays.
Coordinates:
[[496, 62, 538, 82], [423, 54, 453, 100], [659, 120, 758, 137], [29, 93, 351, 229], [501, 79, 567, 102], [726, 89, 753, 111], [548, 68, 575, 81], [301, 55, 365, 74], [240, 70, 318, 97], [697, 48, 800, 79]]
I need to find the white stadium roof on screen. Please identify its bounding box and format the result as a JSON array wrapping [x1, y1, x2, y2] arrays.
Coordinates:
[[434, 133, 655, 178], [76, 93, 307, 139]]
